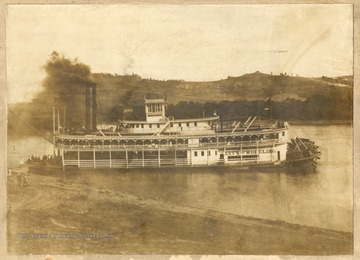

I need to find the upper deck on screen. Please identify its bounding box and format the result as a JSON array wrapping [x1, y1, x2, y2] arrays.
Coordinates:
[[55, 122, 289, 147], [56, 96, 289, 143]]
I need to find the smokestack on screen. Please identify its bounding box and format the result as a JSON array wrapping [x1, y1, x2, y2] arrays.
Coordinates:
[[85, 83, 97, 132], [85, 85, 91, 131], [92, 84, 97, 131]]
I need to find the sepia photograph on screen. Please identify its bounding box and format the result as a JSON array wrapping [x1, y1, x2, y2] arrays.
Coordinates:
[[4, 3, 355, 258]]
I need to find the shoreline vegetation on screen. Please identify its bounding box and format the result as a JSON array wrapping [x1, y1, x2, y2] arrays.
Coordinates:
[[288, 120, 353, 126]]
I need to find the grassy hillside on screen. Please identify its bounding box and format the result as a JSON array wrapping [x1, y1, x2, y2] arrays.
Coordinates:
[[93, 71, 352, 102], [93, 71, 352, 121]]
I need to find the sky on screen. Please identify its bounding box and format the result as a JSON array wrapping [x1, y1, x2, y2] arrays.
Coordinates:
[[6, 4, 353, 104]]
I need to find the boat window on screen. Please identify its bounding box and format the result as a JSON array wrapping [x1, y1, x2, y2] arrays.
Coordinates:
[[282, 132, 285, 136], [141, 124, 144, 128], [208, 151, 211, 156], [215, 151, 218, 156], [170, 122, 173, 127], [194, 122, 197, 127], [136, 124, 139, 128], [149, 124, 152, 128], [201, 151, 204, 156], [178, 123, 181, 127], [194, 151, 198, 157], [242, 155, 258, 160], [157, 124, 160, 128], [186, 122, 190, 127]]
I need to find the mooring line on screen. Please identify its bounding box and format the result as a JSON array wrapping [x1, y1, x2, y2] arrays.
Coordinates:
[[9, 109, 54, 144]]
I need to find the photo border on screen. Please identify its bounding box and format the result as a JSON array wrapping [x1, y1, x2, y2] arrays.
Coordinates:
[[0, 1, 358, 259]]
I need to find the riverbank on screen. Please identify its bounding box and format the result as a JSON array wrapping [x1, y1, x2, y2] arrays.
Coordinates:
[[7, 170, 353, 255]]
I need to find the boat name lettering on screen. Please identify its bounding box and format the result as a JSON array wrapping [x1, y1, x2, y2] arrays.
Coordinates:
[[225, 149, 272, 155]]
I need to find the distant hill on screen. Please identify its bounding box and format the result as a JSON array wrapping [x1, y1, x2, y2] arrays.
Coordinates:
[[8, 71, 353, 136], [92, 71, 352, 119], [92, 71, 352, 103]]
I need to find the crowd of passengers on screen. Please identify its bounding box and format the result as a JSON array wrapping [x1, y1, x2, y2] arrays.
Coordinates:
[[25, 154, 62, 165]]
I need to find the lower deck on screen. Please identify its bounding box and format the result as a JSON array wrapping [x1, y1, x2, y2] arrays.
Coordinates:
[[59, 141, 287, 169]]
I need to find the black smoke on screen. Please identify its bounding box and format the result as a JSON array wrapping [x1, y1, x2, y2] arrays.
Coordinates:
[[8, 52, 95, 136], [33, 51, 95, 130]]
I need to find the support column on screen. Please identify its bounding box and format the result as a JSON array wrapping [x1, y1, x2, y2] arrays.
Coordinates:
[[109, 149, 112, 168], [207, 146, 209, 166], [240, 144, 243, 166], [190, 148, 193, 167], [158, 146, 161, 167], [272, 142, 275, 162], [174, 148, 177, 166], [256, 141, 259, 164], [93, 148, 96, 169], [77, 148, 80, 168], [142, 148, 145, 167], [61, 148, 65, 171], [125, 147, 128, 168]]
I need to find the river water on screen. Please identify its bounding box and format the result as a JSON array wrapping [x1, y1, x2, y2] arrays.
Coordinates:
[[7, 125, 353, 232]]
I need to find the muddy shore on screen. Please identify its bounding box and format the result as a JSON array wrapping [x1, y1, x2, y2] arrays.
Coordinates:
[[7, 169, 353, 255]]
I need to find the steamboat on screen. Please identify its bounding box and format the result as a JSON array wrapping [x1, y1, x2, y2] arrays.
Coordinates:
[[53, 84, 321, 170]]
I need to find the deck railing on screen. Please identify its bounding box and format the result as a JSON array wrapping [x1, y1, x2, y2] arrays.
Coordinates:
[[56, 126, 287, 141], [58, 139, 285, 151], [63, 157, 274, 169]]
